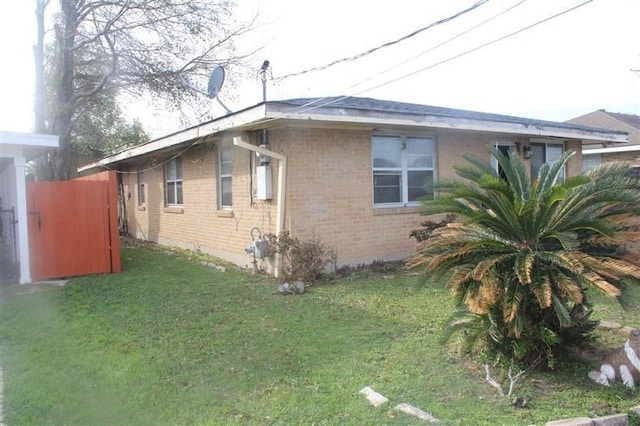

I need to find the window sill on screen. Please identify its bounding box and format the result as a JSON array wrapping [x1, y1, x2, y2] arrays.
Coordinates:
[[137, 206, 146, 212], [163, 206, 184, 214], [373, 205, 421, 215], [216, 210, 234, 218]]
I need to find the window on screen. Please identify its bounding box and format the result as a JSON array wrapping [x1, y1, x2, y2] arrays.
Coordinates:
[[372, 135, 434, 206], [137, 165, 145, 206], [165, 157, 183, 206], [219, 144, 233, 209], [582, 154, 601, 173], [530, 142, 564, 181]]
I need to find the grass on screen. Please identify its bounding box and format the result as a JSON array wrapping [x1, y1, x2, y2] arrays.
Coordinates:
[[1, 243, 640, 425]]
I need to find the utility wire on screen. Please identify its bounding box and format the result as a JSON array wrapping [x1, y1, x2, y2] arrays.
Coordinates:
[[344, 0, 527, 96], [272, 0, 490, 82], [100, 0, 595, 173], [291, 0, 594, 115], [289, 0, 527, 113]]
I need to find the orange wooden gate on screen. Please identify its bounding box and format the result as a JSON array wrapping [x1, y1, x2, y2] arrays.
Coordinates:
[[27, 171, 121, 281]]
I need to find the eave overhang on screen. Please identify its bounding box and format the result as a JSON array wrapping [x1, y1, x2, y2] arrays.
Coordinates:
[[0, 130, 60, 160], [78, 101, 628, 174]]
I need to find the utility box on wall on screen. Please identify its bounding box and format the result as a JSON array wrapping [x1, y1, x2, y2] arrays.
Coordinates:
[[256, 165, 273, 200]]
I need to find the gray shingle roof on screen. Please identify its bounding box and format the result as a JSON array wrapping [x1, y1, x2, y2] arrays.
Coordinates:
[[274, 96, 626, 136], [604, 111, 640, 130]]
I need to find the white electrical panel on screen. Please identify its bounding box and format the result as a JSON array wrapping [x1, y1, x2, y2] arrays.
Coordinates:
[[256, 165, 273, 200]]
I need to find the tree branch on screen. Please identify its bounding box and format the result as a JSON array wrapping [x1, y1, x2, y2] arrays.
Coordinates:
[[72, 33, 117, 102], [483, 364, 505, 397], [507, 368, 525, 397]]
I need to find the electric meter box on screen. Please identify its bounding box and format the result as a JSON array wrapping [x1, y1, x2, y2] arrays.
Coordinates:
[[256, 165, 273, 200]]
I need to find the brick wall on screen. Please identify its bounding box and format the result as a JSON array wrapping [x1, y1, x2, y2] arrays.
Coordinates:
[[123, 135, 278, 270], [275, 127, 536, 266], [122, 126, 585, 270]]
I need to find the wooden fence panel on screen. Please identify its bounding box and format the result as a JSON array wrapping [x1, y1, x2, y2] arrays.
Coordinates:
[[27, 171, 120, 281]]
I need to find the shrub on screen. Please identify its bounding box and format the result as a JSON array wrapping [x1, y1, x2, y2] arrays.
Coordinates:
[[409, 148, 640, 368], [265, 232, 335, 283]]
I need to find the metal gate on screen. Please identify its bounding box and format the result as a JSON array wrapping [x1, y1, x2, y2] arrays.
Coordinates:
[[0, 207, 19, 282]]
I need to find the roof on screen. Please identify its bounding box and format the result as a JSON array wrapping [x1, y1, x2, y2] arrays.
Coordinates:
[[0, 130, 59, 160], [602, 110, 640, 130], [78, 96, 628, 174], [278, 97, 624, 135]]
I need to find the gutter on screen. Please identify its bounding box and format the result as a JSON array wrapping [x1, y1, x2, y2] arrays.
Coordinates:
[[233, 136, 287, 278], [583, 144, 640, 155]]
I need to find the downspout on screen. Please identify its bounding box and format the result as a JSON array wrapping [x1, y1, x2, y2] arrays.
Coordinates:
[[233, 136, 287, 278]]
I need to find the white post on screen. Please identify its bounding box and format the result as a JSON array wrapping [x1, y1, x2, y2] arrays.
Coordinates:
[[233, 136, 287, 278], [13, 156, 32, 284]]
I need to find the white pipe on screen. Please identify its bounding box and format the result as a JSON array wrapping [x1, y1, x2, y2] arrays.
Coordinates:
[[233, 136, 287, 278]]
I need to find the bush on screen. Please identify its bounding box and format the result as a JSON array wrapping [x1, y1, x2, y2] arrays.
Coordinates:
[[410, 149, 640, 368], [265, 232, 335, 283]]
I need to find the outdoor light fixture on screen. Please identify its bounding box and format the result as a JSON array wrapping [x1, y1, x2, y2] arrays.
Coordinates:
[[523, 146, 532, 159]]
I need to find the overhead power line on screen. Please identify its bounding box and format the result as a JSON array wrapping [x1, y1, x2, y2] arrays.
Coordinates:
[[290, 0, 528, 113], [294, 0, 595, 115], [272, 0, 490, 82]]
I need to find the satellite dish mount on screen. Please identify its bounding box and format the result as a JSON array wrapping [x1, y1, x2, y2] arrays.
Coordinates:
[[180, 65, 231, 114]]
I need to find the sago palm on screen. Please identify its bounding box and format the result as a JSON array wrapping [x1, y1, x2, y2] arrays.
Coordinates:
[[409, 147, 640, 366]]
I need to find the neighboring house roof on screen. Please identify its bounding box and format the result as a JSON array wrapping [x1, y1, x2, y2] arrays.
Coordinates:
[[605, 111, 640, 130], [1, 130, 59, 159], [79, 96, 628, 174], [567, 109, 639, 146], [1, 130, 60, 172]]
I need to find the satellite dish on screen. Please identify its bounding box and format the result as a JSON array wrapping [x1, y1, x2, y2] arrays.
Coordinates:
[[180, 65, 231, 114], [207, 66, 225, 99]]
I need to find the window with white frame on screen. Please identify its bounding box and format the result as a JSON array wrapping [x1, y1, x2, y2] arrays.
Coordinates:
[[165, 157, 183, 206], [137, 165, 145, 206], [372, 135, 435, 206], [530, 142, 564, 181], [219, 144, 233, 209]]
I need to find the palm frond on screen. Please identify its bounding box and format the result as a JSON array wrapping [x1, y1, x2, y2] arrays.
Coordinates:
[[531, 273, 553, 308], [578, 253, 640, 280], [581, 271, 622, 297], [514, 253, 534, 285], [552, 274, 584, 305], [551, 294, 572, 327]]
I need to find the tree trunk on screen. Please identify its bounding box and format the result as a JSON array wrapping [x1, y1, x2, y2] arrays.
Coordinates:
[[33, 0, 47, 134], [51, 0, 78, 180]]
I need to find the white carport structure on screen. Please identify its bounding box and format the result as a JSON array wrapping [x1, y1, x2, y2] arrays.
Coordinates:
[[0, 131, 59, 283]]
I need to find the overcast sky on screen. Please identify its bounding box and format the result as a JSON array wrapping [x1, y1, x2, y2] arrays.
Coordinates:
[[1, 0, 638, 137]]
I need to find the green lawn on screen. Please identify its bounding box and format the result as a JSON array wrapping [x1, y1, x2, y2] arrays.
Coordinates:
[[1, 244, 639, 425]]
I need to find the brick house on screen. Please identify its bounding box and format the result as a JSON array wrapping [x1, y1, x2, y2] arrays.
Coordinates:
[[566, 109, 640, 171], [79, 97, 627, 275]]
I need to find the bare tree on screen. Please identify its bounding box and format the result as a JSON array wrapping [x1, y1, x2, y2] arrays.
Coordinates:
[[34, 0, 48, 134], [38, 0, 255, 180]]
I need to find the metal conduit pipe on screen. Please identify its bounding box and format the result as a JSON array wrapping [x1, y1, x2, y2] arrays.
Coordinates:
[[233, 136, 287, 278]]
